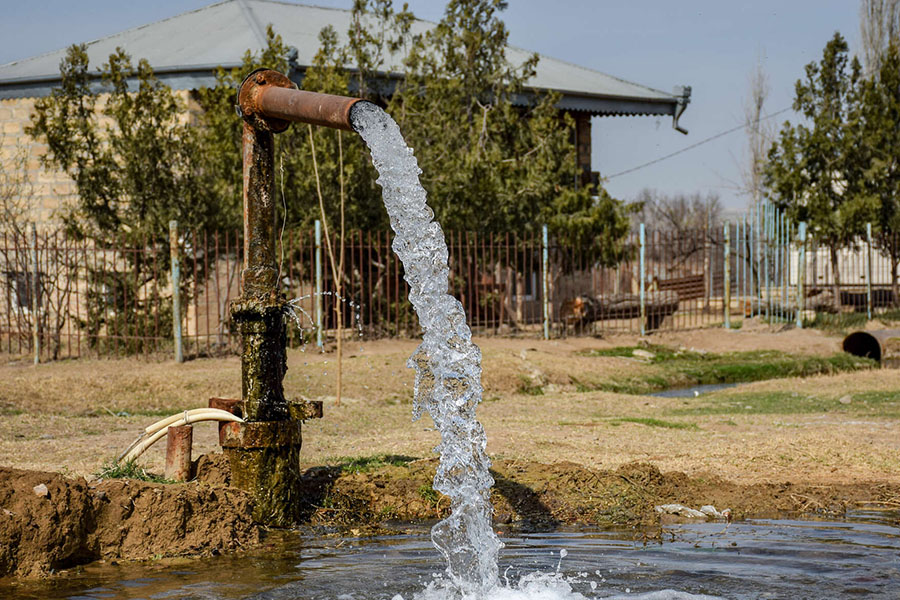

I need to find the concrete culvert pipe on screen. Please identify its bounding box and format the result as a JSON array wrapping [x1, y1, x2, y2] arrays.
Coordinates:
[[842, 329, 900, 368]]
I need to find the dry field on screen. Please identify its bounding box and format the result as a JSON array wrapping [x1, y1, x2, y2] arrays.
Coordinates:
[[1, 322, 898, 488]]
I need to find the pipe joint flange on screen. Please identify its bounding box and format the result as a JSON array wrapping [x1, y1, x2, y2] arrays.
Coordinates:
[[230, 296, 287, 323], [238, 68, 295, 133], [219, 420, 302, 449]]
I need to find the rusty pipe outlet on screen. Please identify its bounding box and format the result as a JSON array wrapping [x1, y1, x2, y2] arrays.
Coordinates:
[[238, 68, 367, 132], [843, 329, 900, 368]]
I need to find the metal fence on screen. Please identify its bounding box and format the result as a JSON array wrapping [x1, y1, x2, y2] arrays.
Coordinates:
[[2, 217, 898, 361]]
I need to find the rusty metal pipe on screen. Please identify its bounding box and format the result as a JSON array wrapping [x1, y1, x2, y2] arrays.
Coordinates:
[[257, 86, 363, 131], [238, 68, 368, 133], [165, 424, 193, 482]]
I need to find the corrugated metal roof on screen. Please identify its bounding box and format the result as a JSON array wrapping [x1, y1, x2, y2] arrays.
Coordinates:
[[0, 0, 689, 122]]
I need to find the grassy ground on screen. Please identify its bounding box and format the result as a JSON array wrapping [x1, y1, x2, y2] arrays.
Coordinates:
[[571, 344, 873, 394], [803, 308, 900, 334], [0, 325, 898, 487]]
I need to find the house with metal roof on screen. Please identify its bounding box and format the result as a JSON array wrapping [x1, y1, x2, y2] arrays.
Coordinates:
[[0, 0, 690, 223]]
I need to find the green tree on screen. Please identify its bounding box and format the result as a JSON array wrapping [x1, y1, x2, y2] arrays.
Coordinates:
[[860, 41, 900, 305], [27, 45, 222, 242], [27, 45, 223, 352], [388, 0, 630, 264], [765, 33, 876, 308]]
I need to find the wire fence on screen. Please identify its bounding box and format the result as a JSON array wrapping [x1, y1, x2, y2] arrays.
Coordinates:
[[1, 217, 898, 361]]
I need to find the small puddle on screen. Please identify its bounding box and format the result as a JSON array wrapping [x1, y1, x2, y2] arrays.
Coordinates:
[[4, 509, 897, 599], [650, 383, 739, 398]]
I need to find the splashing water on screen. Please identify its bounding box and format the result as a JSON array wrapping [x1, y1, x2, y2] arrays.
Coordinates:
[[350, 103, 720, 600], [352, 102, 502, 596]]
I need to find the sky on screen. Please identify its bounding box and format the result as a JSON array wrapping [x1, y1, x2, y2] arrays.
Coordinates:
[[0, 0, 862, 211]]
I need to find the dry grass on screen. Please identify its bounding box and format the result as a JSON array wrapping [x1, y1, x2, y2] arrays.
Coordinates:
[[1, 327, 898, 486]]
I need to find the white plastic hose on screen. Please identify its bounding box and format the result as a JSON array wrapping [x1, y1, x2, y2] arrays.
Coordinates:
[[117, 408, 243, 464]]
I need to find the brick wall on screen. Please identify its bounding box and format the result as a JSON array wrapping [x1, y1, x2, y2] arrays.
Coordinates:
[[1, 90, 197, 229], [1, 97, 77, 227]]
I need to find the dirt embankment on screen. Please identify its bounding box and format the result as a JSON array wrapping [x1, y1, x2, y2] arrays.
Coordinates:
[[0, 465, 259, 578], [3, 454, 898, 579], [293, 457, 899, 532]]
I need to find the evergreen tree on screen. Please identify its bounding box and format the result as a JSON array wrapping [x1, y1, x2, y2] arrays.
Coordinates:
[[764, 33, 876, 308], [860, 41, 900, 305], [27, 45, 222, 242], [26, 46, 224, 351], [388, 0, 630, 265]]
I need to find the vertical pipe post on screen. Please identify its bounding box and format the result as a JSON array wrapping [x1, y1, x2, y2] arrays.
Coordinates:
[[866, 222, 873, 320], [724, 221, 731, 329], [30, 223, 39, 365], [639, 223, 646, 336], [165, 424, 193, 482], [315, 219, 323, 348], [541, 224, 550, 340], [797, 222, 807, 328], [169, 220, 183, 363]]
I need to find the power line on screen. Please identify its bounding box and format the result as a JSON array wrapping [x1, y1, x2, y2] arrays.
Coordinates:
[[604, 107, 793, 180]]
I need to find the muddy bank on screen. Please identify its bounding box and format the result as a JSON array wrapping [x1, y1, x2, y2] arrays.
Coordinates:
[[284, 455, 900, 534], [0, 466, 259, 578], [4, 455, 898, 579]]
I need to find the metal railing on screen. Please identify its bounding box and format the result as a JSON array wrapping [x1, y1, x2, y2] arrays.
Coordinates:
[[1, 220, 898, 361]]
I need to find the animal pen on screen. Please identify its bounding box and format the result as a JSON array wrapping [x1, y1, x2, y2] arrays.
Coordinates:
[[1, 208, 898, 361]]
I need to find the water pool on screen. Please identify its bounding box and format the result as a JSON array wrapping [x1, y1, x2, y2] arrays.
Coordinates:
[[5, 509, 897, 600]]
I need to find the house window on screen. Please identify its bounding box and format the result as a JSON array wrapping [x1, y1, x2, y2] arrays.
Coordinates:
[[3, 270, 37, 312]]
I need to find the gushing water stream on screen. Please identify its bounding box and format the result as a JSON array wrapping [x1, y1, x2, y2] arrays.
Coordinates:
[[351, 102, 501, 597]]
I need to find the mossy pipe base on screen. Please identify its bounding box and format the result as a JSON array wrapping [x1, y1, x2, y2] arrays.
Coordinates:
[[231, 298, 288, 422], [221, 420, 302, 527]]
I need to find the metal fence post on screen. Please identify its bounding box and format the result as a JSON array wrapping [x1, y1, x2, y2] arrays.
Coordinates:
[[796, 222, 807, 328], [315, 219, 324, 348], [542, 224, 550, 340], [782, 214, 789, 320], [30, 223, 39, 365], [866, 222, 873, 321], [169, 220, 183, 363], [639, 223, 646, 336], [754, 202, 760, 306], [724, 221, 731, 329], [764, 201, 770, 321]]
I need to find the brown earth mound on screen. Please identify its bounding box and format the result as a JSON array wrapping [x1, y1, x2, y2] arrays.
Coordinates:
[[4, 454, 898, 579], [0, 467, 259, 578], [289, 458, 900, 531]]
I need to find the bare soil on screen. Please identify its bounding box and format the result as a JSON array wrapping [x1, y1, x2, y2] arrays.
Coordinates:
[[0, 465, 258, 578], [1, 324, 899, 578]]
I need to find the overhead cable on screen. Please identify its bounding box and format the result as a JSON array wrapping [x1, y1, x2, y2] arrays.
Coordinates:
[[605, 107, 793, 180]]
